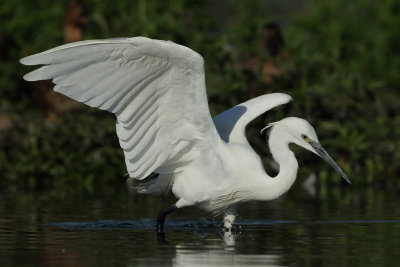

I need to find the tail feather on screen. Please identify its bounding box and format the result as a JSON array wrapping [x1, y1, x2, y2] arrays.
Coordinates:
[[126, 173, 173, 195]]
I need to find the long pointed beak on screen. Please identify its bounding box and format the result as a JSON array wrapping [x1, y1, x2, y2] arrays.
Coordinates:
[[310, 141, 351, 185]]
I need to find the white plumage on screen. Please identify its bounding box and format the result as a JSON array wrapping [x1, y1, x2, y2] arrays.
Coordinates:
[[21, 37, 350, 231], [22, 37, 215, 180]]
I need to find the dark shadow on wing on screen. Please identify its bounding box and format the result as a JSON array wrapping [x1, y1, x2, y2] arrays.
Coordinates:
[[213, 106, 247, 142]]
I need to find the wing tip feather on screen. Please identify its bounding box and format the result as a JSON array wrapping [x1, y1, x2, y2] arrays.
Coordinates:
[[20, 55, 38, 66], [271, 92, 293, 103]]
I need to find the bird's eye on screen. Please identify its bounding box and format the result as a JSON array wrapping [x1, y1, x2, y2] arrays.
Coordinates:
[[301, 134, 308, 141]]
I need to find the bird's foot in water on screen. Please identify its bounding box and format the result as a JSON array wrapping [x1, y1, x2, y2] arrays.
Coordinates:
[[216, 222, 240, 246], [221, 224, 242, 233], [217, 216, 241, 234], [156, 230, 169, 244], [224, 214, 235, 228]]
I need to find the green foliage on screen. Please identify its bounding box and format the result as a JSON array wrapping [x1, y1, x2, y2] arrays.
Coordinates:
[[284, 0, 400, 187], [0, 0, 399, 193], [0, 109, 126, 193]]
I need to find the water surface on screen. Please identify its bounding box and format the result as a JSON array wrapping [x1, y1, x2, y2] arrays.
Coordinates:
[[1, 187, 400, 266]]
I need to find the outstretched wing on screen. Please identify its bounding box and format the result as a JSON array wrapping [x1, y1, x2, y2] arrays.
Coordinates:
[[213, 93, 292, 144], [21, 37, 220, 179]]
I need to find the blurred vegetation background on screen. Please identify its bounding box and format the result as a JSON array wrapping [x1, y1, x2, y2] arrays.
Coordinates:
[[0, 0, 399, 196]]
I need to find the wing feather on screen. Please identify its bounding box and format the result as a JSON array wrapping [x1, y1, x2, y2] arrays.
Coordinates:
[[20, 39, 129, 65], [119, 115, 158, 151], [213, 93, 292, 144], [116, 92, 162, 140], [24, 56, 101, 81], [55, 60, 116, 88], [21, 37, 220, 179]]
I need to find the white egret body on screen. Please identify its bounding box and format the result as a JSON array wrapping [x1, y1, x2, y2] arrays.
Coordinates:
[[21, 37, 350, 231]]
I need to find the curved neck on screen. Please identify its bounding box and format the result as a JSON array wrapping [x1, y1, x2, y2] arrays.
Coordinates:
[[252, 126, 299, 201]]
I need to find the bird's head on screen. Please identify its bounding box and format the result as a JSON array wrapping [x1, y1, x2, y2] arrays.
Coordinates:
[[262, 117, 351, 185]]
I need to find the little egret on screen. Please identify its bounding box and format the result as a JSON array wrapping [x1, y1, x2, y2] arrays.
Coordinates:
[[20, 37, 351, 232]]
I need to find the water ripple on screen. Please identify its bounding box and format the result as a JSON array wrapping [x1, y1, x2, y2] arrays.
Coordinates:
[[44, 218, 400, 231]]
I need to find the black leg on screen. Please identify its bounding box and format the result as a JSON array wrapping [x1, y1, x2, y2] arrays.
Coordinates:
[[157, 205, 177, 233], [156, 231, 168, 244]]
